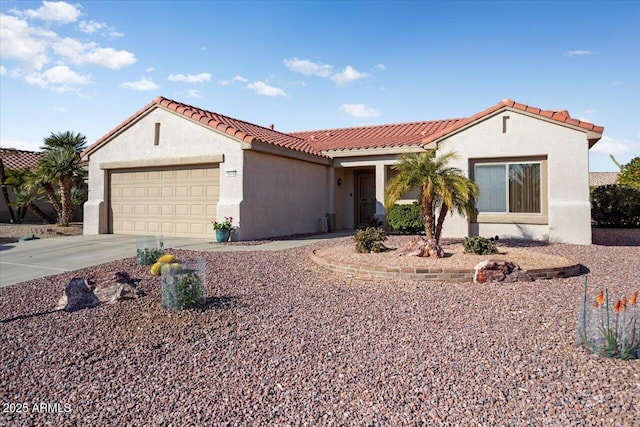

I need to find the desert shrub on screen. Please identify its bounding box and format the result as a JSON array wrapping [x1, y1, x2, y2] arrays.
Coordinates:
[[591, 185, 640, 228], [616, 156, 640, 190], [386, 202, 424, 234], [463, 236, 498, 255], [354, 227, 388, 253]]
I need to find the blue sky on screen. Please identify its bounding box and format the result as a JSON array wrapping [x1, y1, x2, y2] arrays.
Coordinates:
[[1, 0, 638, 171]]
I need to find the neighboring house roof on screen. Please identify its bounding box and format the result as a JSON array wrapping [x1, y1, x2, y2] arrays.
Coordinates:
[[294, 99, 604, 152], [589, 172, 619, 187], [83, 96, 321, 158], [0, 148, 41, 169], [84, 97, 605, 159]]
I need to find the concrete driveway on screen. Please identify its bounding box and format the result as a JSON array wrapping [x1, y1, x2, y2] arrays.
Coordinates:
[[0, 232, 351, 288]]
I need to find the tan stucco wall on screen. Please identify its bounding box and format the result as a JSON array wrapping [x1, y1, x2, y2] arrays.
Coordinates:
[[438, 111, 592, 244], [240, 150, 329, 239], [83, 107, 244, 235]]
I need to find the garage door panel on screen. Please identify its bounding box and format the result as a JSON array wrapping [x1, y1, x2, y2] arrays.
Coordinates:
[[110, 164, 219, 237]]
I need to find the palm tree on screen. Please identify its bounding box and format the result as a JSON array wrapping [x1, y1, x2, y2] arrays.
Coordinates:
[[0, 149, 18, 223], [10, 169, 55, 224], [39, 131, 87, 226], [385, 151, 479, 244]]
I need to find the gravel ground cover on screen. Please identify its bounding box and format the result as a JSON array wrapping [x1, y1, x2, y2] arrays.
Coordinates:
[[1, 233, 639, 426], [316, 236, 575, 271], [0, 223, 83, 244]]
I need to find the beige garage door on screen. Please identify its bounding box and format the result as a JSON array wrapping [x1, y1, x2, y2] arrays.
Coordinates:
[[109, 165, 219, 237]]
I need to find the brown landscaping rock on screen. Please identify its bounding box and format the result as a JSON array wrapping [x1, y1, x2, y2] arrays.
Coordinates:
[[396, 237, 444, 258], [55, 272, 142, 311], [473, 259, 533, 283], [89, 271, 143, 303], [55, 278, 100, 312]]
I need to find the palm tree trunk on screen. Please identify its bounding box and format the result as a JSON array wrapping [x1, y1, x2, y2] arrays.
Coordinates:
[[434, 204, 449, 244], [42, 182, 62, 220], [0, 158, 17, 223], [28, 202, 54, 224], [421, 195, 435, 240], [59, 177, 74, 226]]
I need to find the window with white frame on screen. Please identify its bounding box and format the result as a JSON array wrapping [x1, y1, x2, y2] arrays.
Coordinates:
[[475, 162, 541, 214]]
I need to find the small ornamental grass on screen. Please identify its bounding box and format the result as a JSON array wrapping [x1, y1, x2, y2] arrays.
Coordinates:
[[578, 278, 639, 360], [353, 227, 388, 253], [161, 259, 206, 310]]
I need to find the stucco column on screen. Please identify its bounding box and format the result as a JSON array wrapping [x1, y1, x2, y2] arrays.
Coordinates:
[[375, 163, 387, 223], [326, 167, 336, 231]]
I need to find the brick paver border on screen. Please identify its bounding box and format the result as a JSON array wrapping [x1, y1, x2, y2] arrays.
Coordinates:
[[309, 250, 582, 282]]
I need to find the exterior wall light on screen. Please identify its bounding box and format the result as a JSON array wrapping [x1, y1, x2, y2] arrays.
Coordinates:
[[337, 178, 343, 187]]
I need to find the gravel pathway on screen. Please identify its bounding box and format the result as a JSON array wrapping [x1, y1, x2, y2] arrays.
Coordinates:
[[1, 234, 639, 426]]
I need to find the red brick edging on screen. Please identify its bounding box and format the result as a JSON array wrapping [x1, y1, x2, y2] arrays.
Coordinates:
[[309, 250, 582, 282]]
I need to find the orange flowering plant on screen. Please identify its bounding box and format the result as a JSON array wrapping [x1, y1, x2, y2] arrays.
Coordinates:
[[578, 278, 639, 360]]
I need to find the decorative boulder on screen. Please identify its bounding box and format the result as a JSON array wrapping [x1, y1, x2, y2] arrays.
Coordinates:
[[55, 278, 100, 312], [397, 237, 444, 258], [89, 271, 143, 303], [55, 271, 142, 311], [474, 259, 533, 283]]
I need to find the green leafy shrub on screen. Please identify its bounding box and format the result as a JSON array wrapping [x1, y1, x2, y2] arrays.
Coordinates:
[[354, 227, 388, 253], [386, 202, 424, 234], [136, 247, 163, 265], [463, 236, 498, 255], [591, 184, 640, 228], [162, 272, 203, 310]]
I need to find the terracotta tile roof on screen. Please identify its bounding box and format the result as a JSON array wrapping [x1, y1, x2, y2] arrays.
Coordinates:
[[83, 97, 322, 158], [0, 148, 41, 170], [589, 172, 619, 187], [83, 98, 605, 159], [290, 118, 466, 151], [417, 99, 605, 146], [294, 99, 604, 152]]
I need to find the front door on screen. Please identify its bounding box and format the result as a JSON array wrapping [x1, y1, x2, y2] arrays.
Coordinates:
[[356, 172, 376, 228]]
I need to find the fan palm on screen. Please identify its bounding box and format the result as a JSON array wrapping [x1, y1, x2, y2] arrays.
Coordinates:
[[39, 131, 87, 226], [385, 151, 478, 243], [10, 169, 54, 224]]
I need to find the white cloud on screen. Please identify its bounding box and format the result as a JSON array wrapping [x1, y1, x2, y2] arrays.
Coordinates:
[[52, 38, 136, 69], [79, 20, 106, 34], [246, 81, 286, 97], [23, 1, 81, 24], [0, 138, 40, 151], [25, 64, 92, 92], [0, 66, 6, 75], [120, 77, 159, 91], [167, 72, 211, 84], [591, 136, 636, 156], [0, 5, 135, 80], [186, 89, 202, 98], [339, 104, 381, 118], [331, 65, 369, 85], [375, 63, 386, 71], [54, 106, 68, 112], [233, 75, 248, 83], [217, 79, 230, 86], [283, 57, 333, 77], [564, 49, 594, 57], [0, 14, 52, 71], [145, 67, 155, 73], [283, 57, 369, 86], [78, 19, 122, 38]]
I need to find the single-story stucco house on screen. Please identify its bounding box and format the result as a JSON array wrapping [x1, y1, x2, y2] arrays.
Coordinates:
[[81, 97, 603, 244]]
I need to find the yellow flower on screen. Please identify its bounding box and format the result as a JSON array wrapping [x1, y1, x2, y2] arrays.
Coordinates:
[[157, 254, 176, 264], [150, 262, 163, 276]]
